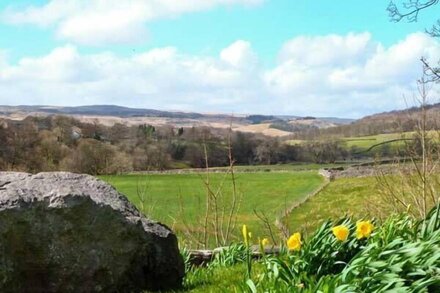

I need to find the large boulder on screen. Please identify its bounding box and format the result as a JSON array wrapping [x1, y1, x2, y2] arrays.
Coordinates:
[[0, 172, 184, 292]]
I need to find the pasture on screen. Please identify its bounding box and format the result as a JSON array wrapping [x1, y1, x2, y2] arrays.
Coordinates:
[[342, 131, 440, 151], [288, 176, 379, 235], [286, 132, 422, 153], [342, 133, 408, 151], [100, 170, 324, 246]]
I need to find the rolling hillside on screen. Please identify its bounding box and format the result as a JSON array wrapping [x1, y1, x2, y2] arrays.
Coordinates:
[[311, 103, 440, 139], [0, 105, 353, 136]]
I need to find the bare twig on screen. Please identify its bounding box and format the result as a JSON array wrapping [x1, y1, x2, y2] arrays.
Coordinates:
[[388, 0, 439, 23], [253, 209, 278, 245]]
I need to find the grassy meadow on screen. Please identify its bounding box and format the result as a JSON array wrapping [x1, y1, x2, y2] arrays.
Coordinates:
[[101, 170, 324, 245], [286, 131, 422, 153], [176, 174, 440, 292], [342, 133, 409, 152], [103, 165, 440, 292], [288, 176, 380, 235]]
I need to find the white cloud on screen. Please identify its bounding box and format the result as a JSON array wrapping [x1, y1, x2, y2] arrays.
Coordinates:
[[2, 0, 263, 45], [328, 33, 440, 92], [264, 32, 440, 116], [278, 32, 377, 67], [0, 43, 261, 111], [220, 40, 258, 69], [0, 32, 439, 118]]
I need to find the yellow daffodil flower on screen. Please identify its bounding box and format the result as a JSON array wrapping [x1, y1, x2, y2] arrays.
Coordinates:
[[242, 225, 251, 247], [261, 238, 270, 247], [332, 225, 350, 241], [287, 232, 302, 251], [356, 221, 374, 239]]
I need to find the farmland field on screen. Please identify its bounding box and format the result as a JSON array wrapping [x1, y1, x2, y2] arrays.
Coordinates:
[[288, 176, 380, 235], [342, 133, 409, 151], [286, 132, 421, 152], [100, 170, 324, 245], [342, 131, 440, 151]]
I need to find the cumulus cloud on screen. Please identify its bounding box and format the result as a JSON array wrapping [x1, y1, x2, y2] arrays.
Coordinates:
[[220, 40, 258, 69], [0, 32, 439, 117], [278, 32, 377, 67], [0, 41, 262, 111], [264, 32, 440, 116], [2, 0, 263, 45]]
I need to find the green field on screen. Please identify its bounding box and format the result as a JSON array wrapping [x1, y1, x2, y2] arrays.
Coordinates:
[[288, 176, 380, 235], [286, 132, 417, 153], [101, 171, 324, 246], [342, 133, 409, 151]]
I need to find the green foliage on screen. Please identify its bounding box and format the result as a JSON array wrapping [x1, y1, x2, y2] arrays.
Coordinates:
[[297, 220, 363, 277], [180, 247, 193, 276], [180, 244, 261, 292], [339, 210, 440, 292], [182, 263, 262, 293], [251, 205, 440, 292], [177, 205, 440, 292], [249, 219, 362, 292], [138, 124, 156, 138], [210, 243, 248, 268]]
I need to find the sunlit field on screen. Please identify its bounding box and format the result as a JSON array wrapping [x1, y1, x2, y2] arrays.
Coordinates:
[[101, 171, 324, 245], [288, 176, 380, 235]]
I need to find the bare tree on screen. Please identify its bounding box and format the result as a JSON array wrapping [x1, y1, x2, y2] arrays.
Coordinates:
[[375, 70, 440, 218], [421, 57, 440, 83], [388, 1, 440, 82], [388, 0, 440, 36], [177, 122, 242, 248]]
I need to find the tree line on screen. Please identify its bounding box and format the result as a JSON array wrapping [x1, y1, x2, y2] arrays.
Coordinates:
[[0, 115, 357, 175]]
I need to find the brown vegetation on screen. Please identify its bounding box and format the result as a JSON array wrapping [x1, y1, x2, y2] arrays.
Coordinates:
[[0, 115, 353, 175]]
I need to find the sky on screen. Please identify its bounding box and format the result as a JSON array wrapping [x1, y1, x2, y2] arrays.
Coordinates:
[[0, 0, 439, 118]]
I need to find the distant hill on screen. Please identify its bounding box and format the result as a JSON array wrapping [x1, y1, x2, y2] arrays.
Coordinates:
[[314, 103, 440, 138], [0, 104, 354, 137], [353, 102, 440, 133], [0, 105, 219, 119], [358, 102, 440, 122]]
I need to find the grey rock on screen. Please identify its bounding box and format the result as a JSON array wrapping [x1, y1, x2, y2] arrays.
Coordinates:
[[0, 172, 184, 292]]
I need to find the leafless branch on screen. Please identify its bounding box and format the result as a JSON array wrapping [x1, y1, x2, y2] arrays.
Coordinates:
[[253, 209, 278, 246], [388, 0, 440, 38], [388, 0, 439, 23], [420, 57, 440, 83]]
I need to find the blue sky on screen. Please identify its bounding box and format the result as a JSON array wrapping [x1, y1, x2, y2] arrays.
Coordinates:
[[0, 0, 439, 117]]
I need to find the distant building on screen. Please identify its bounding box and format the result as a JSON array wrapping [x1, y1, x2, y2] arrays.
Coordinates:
[[71, 127, 82, 140]]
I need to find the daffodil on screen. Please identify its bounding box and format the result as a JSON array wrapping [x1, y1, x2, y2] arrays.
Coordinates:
[[332, 225, 349, 241], [287, 232, 302, 251], [242, 225, 253, 277], [261, 238, 270, 247], [242, 225, 248, 246], [242, 225, 251, 247], [356, 220, 374, 239]]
